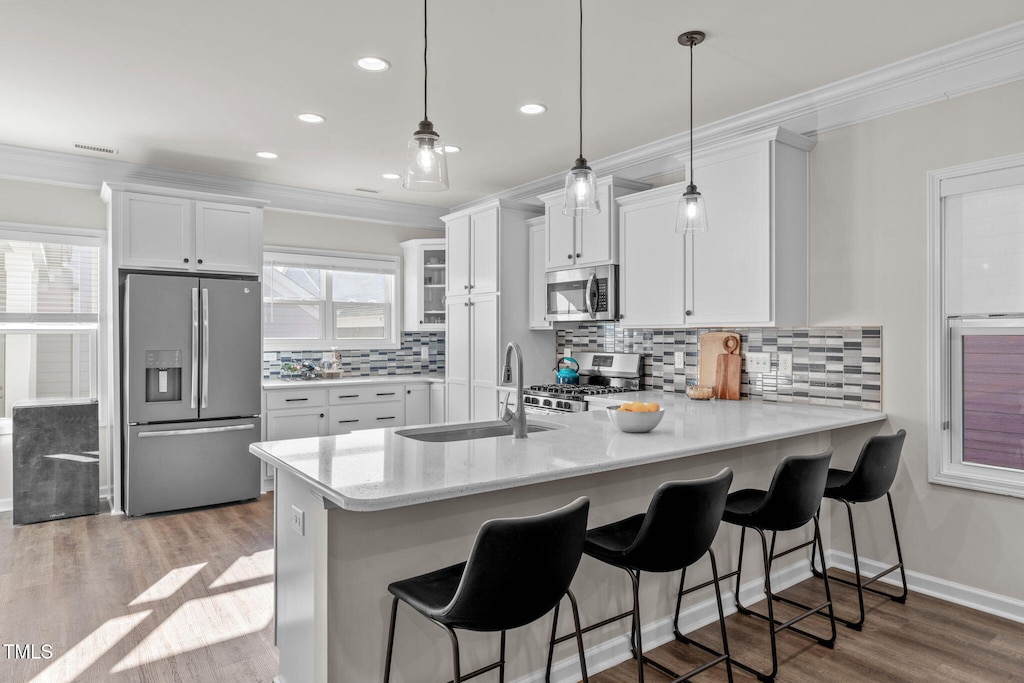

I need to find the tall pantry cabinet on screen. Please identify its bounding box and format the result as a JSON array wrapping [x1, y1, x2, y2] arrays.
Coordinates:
[[443, 199, 554, 422]]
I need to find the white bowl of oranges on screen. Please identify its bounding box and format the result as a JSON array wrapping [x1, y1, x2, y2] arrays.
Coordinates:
[[607, 401, 664, 433]]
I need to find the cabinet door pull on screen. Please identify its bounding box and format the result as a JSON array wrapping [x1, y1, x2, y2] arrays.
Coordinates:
[[567, 253, 572, 259], [376, 416, 396, 421], [576, 252, 581, 258], [376, 392, 396, 396], [285, 398, 309, 402], [337, 394, 359, 399], [319, 413, 325, 418], [464, 284, 469, 290], [685, 309, 693, 316], [197, 258, 204, 264], [183, 258, 190, 263], [336, 419, 359, 424]]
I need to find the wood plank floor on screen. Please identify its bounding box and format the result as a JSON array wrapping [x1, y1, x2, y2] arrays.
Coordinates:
[[584, 569, 1024, 682], [0, 495, 277, 683], [3, 495, 1024, 682]]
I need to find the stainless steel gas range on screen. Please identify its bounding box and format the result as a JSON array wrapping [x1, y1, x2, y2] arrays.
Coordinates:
[[522, 351, 643, 414]]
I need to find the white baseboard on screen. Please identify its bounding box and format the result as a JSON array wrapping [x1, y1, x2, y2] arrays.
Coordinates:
[[0, 497, 10, 513], [826, 549, 1024, 625]]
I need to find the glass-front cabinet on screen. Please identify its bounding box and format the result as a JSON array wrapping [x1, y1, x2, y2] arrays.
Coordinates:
[[401, 238, 447, 331]]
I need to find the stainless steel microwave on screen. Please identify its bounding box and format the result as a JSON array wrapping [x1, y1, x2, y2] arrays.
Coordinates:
[[545, 264, 618, 322]]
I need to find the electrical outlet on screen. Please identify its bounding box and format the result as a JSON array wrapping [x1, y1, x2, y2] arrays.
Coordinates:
[[420, 345, 430, 362], [563, 347, 572, 359], [778, 352, 793, 376], [290, 505, 305, 536], [746, 352, 771, 374]]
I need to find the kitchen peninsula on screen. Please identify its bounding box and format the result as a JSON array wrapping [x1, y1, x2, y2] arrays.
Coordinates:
[[250, 396, 886, 683]]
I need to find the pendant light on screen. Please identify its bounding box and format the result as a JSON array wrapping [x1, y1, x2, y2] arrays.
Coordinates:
[[404, 0, 449, 191], [562, 0, 600, 216], [675, 30, 708, 233]]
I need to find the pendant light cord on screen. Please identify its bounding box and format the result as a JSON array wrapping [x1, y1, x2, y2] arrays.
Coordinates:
[[423, 0, 429, 121], [578, 0, 584, 160], [689, 38, 694, 184]]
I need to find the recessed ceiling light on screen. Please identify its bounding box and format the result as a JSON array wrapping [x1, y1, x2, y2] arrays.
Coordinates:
[[256, 151, 278, 159], [382, 173, 402, 180], [356, 57, 391, 72], [519, 103, 547, 115], [297, 113, 325, 124], [443, 145, 461, 153]]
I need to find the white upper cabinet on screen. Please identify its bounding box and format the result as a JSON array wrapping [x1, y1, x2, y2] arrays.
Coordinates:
[[194, 201, 263, 274], [618, 127, 813, 328], [539, 176, 648, 271], [102, 183, 267, 275], [401, 238, 447, 331], [445, 207, 499, 296]]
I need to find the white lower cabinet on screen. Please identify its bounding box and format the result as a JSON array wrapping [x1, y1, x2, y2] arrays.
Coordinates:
[[618, 127, 813, 328], [429, 382, 445, 423], [404, 384, 430, 426]]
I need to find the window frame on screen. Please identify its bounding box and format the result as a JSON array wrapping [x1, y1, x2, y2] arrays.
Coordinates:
[[263, 247, 401, 352], [928, 152, 1024, 498], [0, 222, 103, 429]]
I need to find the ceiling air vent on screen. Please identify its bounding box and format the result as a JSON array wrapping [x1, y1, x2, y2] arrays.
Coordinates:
[[73, 142, 119, 155], [354, 187, 381, 194]]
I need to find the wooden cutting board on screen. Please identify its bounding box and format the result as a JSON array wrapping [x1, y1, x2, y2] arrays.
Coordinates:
[[715, 353, 742, 400], [698, 332, 741, 387]]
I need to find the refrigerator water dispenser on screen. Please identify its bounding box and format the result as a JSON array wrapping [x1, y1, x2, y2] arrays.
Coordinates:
[[145, 350, 182, 402]]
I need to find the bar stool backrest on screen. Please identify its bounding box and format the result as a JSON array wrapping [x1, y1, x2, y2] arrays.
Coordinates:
[[837, 429, 906, 503], [624, 468, 733, 573], [754, 451, 832, 531], [440, 496, 590, 632]]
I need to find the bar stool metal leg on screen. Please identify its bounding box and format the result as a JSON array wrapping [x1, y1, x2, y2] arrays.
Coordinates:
[[383, 596, 400, 683], [812, 491, 909, 630], [672, 549, 735, 683]]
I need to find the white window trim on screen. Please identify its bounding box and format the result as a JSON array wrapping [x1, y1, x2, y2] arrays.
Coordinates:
[[927, 151, 1024, 498], [0, 222, 103, 408], [263, 246, 402, 352]]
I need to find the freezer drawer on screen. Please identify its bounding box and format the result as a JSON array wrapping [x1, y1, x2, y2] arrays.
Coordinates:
[[125, 417, 261, 516]]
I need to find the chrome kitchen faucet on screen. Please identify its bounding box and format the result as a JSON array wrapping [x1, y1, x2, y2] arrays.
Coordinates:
[[499, 341, 529, 438]]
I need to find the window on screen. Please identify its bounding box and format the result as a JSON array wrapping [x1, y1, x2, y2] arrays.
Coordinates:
[[263, 248, 400, 350], [929, 155, 1024, 497], [0, 225, 100, 423]]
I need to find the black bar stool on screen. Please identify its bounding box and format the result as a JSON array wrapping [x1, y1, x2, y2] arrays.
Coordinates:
[[548, 469, 734, 683], [810, 429, 909, 630], [382, 497, 591, 683], [719, 451, 836, 683]]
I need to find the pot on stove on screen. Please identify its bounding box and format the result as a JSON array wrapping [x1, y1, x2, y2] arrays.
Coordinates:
[[555, 357, 580, 385]]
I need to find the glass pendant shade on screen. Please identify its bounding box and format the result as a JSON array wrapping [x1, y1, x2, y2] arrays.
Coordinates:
[[403, 120, 449, 191], [562, 158, 601, 216], [675, 183, 709, 233]]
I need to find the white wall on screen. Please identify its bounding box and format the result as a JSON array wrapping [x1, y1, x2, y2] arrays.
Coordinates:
[[809, 78, 1024, 601], [263, 210, 439, 255]]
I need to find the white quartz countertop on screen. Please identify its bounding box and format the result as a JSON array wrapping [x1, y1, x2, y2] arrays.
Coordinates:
[[250, 394, 886, 512], [263, 375, 443, 390]]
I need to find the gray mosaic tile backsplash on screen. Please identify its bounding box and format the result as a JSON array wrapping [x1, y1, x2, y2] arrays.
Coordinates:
[[264, 332, 445, 379], [555, 324, 882, 410]]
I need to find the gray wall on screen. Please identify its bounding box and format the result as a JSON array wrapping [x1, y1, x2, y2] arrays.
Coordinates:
[[809, 77, 1024, 600]]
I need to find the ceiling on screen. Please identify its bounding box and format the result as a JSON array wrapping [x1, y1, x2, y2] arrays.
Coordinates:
[[2, 1, 1024, 211]]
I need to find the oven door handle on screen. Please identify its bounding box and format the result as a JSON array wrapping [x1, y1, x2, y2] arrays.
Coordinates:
[[585, 273, 597, 319]]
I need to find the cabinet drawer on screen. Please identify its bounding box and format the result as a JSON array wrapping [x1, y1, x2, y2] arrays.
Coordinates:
[[328, 385, 403, 405], [328, 402, 404, 434], [266, 388, 326, 411]]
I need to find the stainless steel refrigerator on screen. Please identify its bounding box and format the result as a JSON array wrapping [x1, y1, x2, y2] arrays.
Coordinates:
[[123, 273, 261, 516]]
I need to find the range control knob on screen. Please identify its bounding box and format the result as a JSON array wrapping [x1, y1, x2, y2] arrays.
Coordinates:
[[542, 399, 552, 407]]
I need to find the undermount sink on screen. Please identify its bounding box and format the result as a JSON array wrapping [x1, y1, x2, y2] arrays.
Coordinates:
[[396, 420, 563, 442]]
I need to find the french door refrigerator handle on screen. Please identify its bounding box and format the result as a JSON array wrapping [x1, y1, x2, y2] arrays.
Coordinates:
[[191, 287, 199, 410], [201, 288, 210, 409]]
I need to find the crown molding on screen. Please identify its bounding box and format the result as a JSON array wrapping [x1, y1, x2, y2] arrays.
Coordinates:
[[460, 20, 1024, 211], [0, 144, 447, 230]]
